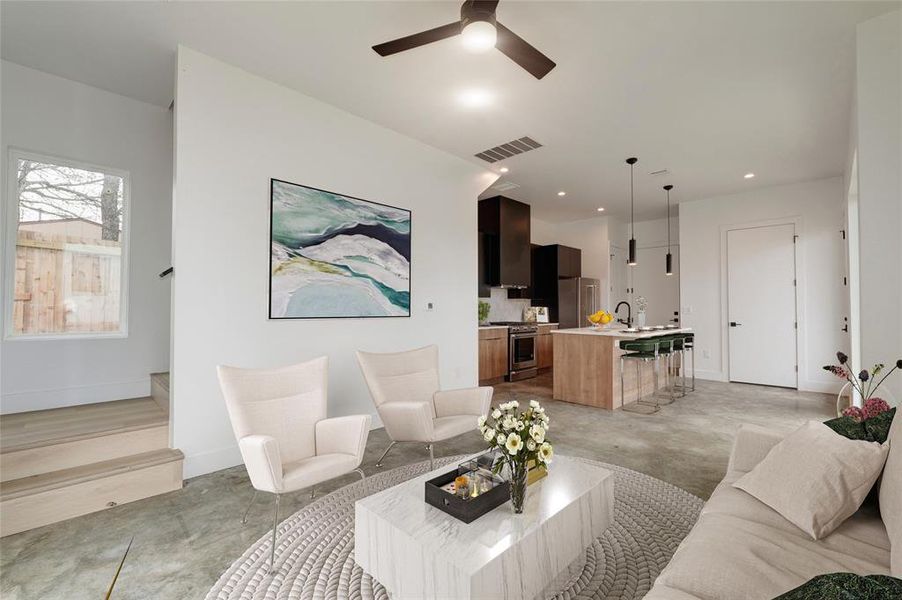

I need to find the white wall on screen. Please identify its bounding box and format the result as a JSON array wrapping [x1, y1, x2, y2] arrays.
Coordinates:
[[532, 216, 613, 307], [628, 218, 681, 326], [852, 11, 901, 403], [172, 48, 496, 477], [679, 178, 847, 393], [0, 61, 173, 413]]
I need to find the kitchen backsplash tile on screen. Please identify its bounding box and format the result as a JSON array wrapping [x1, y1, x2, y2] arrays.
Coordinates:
[[485, 288, 531, 322]]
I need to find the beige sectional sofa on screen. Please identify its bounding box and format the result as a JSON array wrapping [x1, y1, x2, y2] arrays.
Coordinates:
[[646, 413, 900, 599]]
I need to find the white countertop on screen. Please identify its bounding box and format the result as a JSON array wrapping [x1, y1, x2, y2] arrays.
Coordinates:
[[552, 326, 692, 339], [478, 322, 559, 330]]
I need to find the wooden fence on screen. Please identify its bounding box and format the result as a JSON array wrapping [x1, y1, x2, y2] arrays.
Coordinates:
[[12, 230, 122, 335]]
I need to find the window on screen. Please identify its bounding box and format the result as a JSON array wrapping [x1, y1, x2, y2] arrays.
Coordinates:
[[5, 150, 129, 338]]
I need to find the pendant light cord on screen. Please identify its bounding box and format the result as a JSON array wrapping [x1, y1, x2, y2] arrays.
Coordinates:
[[666, 188, 671, 251], [630, 162, 634, 238]]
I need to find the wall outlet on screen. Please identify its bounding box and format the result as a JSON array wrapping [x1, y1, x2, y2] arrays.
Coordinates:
[[702, 349, 711, 359]]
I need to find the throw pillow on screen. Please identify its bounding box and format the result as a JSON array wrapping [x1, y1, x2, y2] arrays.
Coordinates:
[[773, 573, 902, 599], [733, 421, 889, 540]]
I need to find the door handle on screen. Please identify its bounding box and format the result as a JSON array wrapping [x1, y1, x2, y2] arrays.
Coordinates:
[[729, 321, 742, 327]]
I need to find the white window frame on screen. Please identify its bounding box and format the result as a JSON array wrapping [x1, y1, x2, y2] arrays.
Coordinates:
[[4, 148, 131, 341]]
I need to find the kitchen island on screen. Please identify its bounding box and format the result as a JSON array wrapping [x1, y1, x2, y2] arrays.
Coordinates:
[[551, 326, 692, 410]]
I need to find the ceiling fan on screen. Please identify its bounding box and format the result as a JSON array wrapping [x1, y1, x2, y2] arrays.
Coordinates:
[[372, 0, 556, 80]]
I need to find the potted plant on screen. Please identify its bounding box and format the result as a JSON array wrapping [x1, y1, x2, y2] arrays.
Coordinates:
[[478, 300, 491, 326], [477, 399, 553, 513], [823, 352, 901, 419]]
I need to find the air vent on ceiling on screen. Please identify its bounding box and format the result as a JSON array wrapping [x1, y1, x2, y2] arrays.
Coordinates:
[[649, 169, 671, 177], [474, 136, 543, 163], [491, 181, 521, 192]]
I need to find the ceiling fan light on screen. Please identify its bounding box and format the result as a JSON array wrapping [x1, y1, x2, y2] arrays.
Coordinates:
[[461, 20, 497, 53]]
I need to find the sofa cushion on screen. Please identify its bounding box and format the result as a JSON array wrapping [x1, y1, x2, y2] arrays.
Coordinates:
[[879, 407, 902, 576], [647, 469, 892, 600], [733, 421, 888, 539]]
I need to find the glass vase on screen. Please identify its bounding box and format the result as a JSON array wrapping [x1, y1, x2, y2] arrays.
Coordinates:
[[509, 462, 528, 514]]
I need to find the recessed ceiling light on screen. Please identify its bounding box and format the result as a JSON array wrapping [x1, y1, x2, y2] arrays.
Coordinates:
[[499, 167, 509, 173], [744, 172, 755, 179], [597, 207, 605, 212], [457, 89, 494, 108], [557, 191, 566, 196]]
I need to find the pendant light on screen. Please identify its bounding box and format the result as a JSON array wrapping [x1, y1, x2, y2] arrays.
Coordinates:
[[626, 157, 638, 266], [664, 185, 674, 276]]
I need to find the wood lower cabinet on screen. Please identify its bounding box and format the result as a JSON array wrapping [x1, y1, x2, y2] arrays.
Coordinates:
[[479, 328, 508, 384], [536, 323, 558, 370]]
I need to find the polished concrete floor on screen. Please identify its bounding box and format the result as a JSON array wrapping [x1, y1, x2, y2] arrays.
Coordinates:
[[0, 376, 833, 600]]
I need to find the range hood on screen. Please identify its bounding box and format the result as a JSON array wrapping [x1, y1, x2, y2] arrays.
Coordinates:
[[478, 195, 531, 290]]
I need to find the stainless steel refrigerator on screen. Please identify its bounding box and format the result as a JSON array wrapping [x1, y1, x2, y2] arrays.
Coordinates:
[[558, 278, 601, 329]]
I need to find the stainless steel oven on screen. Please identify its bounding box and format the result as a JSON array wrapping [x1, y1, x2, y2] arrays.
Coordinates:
[[508, 324, 538, 381]]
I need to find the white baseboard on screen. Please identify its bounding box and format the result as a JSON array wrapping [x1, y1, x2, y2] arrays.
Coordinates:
[[798, 379, 843, 394], [182, 445, 243, 479], [694, 369, 728, 382], [0, 378, 151, 414]]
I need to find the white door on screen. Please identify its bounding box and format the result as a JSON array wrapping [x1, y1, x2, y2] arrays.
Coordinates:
[[727, 224, 797, 387]]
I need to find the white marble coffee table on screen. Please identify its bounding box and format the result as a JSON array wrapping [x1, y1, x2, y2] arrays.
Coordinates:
[[354, 455, 614, 600]]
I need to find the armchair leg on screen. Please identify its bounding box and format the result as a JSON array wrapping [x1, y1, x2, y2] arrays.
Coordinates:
[[310, 487, 316, 500], [241, 490, 258, 525], [375, 441, 397, 468], [354, 468, 366, 480], [427, 443, 434, 471], [268, 493, 281, 575]]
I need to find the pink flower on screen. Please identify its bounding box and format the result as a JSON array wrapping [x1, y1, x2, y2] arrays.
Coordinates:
[[842, 406, 864, 422], [862, 398, 890, 419]]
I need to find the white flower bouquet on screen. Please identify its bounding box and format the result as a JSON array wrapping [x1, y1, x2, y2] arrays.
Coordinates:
[[477, 399, 553, 513]]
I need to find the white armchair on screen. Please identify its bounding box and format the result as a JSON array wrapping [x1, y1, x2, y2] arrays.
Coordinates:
[[217, 356, 370, 573], [356, 345, 493, 470]]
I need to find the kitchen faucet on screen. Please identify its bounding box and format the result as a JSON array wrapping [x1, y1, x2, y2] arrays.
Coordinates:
[[614, 301, 632, 326]]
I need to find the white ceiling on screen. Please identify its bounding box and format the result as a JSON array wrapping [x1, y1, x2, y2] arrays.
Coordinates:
[[1, 1, 895, 222]]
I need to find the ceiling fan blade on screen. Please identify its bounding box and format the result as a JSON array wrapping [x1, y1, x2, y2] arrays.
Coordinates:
[[495, 22, 556, 79], [373, 22, 461, 56]]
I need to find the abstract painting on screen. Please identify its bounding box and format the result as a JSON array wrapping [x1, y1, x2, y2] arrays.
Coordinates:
[[269, 179, 410, 318]]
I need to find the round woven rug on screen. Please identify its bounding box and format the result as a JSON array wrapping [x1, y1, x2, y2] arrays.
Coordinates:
[[206, 456, 703, 600]]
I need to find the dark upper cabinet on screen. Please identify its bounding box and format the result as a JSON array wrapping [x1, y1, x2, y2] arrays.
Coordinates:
[[557, 245, 582, 279], [478, 196, 531, 289], [532, 244, 582, 319]]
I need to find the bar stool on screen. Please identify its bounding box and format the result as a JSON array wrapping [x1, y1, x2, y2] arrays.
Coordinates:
[[672, 333, 695, 394], [619, 337, 674, 414], [650, 336, 676, 404], [663, 334, 688, 398]]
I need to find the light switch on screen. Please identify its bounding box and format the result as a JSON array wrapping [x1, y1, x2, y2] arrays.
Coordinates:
[[426, 302, 435, 311]]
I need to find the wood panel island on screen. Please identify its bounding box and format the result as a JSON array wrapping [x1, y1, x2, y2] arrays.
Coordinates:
[[552, 326, 692, 410]]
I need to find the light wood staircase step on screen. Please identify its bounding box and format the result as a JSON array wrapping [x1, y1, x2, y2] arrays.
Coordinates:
[[150, 372, 170, 415], [0, 448, 183, 537], [0, 397, 169, 482], [0, 396, 167, 452]]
